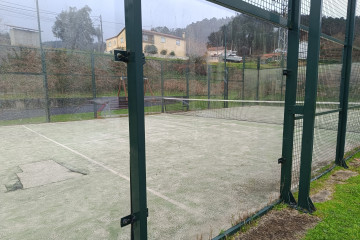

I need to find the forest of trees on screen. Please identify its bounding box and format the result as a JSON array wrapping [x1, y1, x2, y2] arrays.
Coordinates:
[[207, 14, 360, 57]]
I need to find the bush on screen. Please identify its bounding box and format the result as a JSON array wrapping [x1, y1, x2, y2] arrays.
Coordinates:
[[160, 49, 167, 55], [169, 51, 175, 56], [144, 45, 158, 54]]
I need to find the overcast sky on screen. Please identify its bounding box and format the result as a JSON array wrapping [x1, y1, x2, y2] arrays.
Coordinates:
[[0, 0, 236, 41], [0, 0, 357, 42]]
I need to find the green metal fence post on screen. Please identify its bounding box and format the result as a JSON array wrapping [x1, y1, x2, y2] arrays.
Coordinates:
[[91, 53, 97, 118], [161, 60, 164, 113], [36, 0, 50, 122], [280, 53, 285, 101], [224, 66, 229, 107], [298, 0, 323, 213], [242, 55, 245, 100], [335, 0, 357, 168], [256, 56, 260, 100], [224, 26, 228, 108], [279, 0, 301, 205], [124, 0, 148, 238], [186, 61, 190, 110], [207, 64, 211, 109]]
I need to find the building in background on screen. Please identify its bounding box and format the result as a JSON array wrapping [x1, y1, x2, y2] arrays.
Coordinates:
[[106, 28, 187, 58], [8, 25, 40, 48]]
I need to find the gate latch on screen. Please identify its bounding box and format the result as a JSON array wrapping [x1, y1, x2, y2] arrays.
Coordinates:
[[120, 214, 136, 227], [114, 50, 130, 63], [114, 49, 146, 65], [120, 208, 148, 227], [278, 157, 286, 164]]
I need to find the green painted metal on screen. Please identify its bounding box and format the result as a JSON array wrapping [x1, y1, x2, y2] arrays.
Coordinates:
[[186, 61, 190, 111], [91, 53, 97, 118], [36, 0, 50, 122], [224, 26, 228, 108], [335, 0, 357, 168], [280, 53, 285, 101], [224, 67, 228, 108], [161, 61, 164, 113], [256, 56, 260, 100], [297, 0, 323, 213], [207, 65, 211, 109], [280, 0, 301, 205], [242, 55, 245, 101], [206, 0, 288, 28], [124, 0, 148, 239]]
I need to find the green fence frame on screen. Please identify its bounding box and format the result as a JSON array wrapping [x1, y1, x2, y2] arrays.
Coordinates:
[[124, 0, 148, 239], [120, 0, 358, 238]]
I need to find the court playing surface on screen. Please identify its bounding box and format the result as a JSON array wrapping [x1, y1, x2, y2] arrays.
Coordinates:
[[0, 108, 303, 239]]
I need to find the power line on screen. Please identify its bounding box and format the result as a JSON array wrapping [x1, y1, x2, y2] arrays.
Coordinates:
[[0, 8, 56, 22], [0, 0, 58, 15], [0, 2, 124, 26]]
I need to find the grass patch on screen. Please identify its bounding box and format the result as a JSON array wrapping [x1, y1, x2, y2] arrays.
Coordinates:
[[302, 155, 360, 240]]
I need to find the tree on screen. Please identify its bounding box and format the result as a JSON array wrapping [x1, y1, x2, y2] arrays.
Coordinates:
[[52, 6, 97, 50], [0, 19, 10, 45]]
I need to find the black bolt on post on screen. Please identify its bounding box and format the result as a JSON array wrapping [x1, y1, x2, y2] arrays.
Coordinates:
[[279, 0, 301, 206], [256, 56, 260, 101], [297, 0, 323, 213], [91, 53, 97, 118], [335, 0, 357, 168], [123, 0, 148, 239], [161, 61, 164, 113], [207, 65, 211, 109], [36, 0, 50, 122]]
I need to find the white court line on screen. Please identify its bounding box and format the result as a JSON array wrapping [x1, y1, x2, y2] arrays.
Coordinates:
[[22, 125, 193, 213]]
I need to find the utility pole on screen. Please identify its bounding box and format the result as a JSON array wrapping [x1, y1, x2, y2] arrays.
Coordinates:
[[100, 15, 104, 52], [36, 0, 50, 122]]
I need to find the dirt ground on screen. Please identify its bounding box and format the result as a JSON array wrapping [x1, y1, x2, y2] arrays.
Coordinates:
[[233, 158, 360, 240]]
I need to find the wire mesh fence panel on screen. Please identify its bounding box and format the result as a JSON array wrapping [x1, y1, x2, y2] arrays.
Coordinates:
[[292, 118, 303, 191], [0, 45, 47, 125], [316, 39, 343, 114], [241, 0, 289, 17], [312, 111, 339, 174], [345, 47, 360, 156], [0, 1, 133, 240]]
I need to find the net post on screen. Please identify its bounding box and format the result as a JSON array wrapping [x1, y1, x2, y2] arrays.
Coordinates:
[[224, 66, 229, 108], [207, 64, 211, 109], [242, 55, 245, 101], [124, 0, 148, 238], [91, 53, 97, 118], [297, 0, 323, 213], [279, 0, 301, 206], [335, 0, 357, 168], [161, 60, 164, 113], [256, 56, 260, 100], [186, 61, 190, 111]]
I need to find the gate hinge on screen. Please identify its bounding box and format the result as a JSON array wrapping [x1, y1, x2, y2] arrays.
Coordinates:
[[278, 157, 286, 164], [114, 50, 130, 63], [283, 69, 290, 76], [120, 208, 148, 227], [114, 49, 146, 65]]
